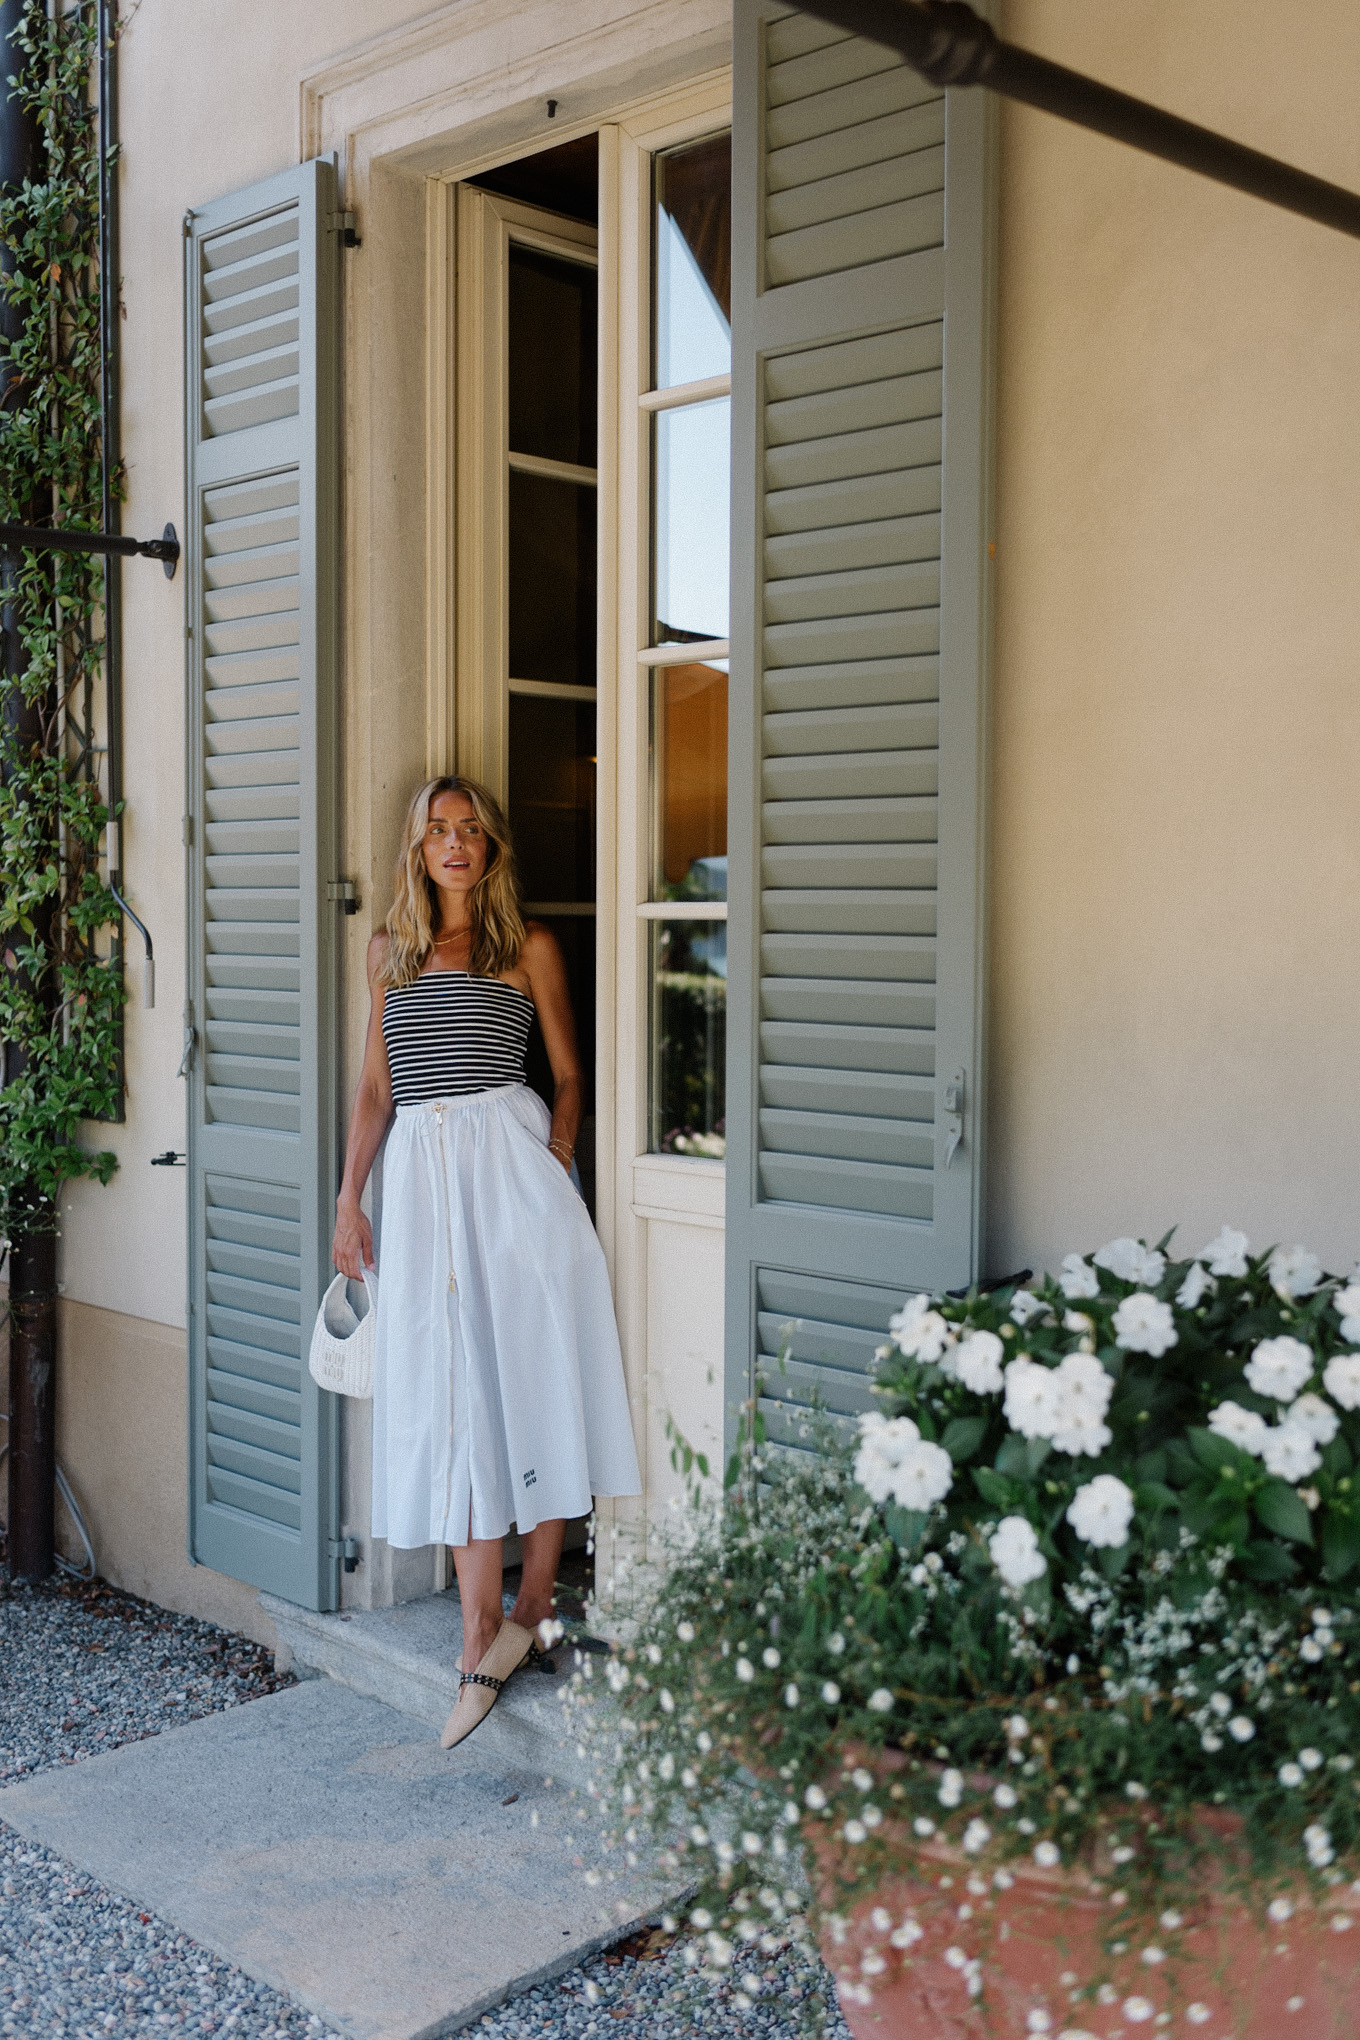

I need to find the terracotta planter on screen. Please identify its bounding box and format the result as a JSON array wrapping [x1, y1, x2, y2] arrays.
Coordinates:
[[815, 1815, 1360, 2040]]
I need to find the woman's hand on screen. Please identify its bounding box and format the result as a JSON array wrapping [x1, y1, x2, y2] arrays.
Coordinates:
[[333, 1197, 374, 1279]]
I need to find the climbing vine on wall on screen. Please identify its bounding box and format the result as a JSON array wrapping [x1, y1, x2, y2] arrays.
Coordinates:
[[0, 0, 121, 1240]]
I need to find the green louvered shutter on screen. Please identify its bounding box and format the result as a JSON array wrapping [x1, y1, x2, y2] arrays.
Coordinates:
[[726, 4, 994, 1452], [184, 159, 341, 1608]]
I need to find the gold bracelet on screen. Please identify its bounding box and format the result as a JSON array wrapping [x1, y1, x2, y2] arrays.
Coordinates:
[[548, 1138, 574, 1160]]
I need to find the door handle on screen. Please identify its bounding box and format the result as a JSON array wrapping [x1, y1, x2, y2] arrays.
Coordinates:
[[943, 1068, 965, 1170]]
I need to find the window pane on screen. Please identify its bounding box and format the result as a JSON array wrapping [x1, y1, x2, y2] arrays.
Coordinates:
[[508, 245, 597, 466], [651, 920, 726, 1156], [653, 397, 730, 644], [508, 692, 596, 905], [654, 132, 731, 391], [653, 663, 727, 901], [508, 470, 596, 686]]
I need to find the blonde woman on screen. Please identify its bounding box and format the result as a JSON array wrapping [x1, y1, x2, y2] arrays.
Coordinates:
[[332, 776, 640, 1749]]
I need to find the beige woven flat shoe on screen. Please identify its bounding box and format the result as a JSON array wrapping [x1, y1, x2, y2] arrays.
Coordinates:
[[440, 1619, 533, 1750]]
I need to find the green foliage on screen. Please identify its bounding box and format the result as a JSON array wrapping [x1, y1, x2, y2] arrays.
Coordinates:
[[0, 0, 122, 1237]]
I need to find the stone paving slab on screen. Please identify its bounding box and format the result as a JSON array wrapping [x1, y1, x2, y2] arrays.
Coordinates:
[[0, 1679, 660, 2040]]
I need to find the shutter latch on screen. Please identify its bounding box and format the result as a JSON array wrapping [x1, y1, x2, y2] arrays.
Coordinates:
[[329, 1535, 362, 1572], [178, 1000, 197, 1079], [943, 1068, 966, 1170], [327, 879, 359, 915], [325, 209, 361, 248]]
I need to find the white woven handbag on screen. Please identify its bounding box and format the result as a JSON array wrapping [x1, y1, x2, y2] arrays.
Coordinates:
[[308, 1268, 377, 1399]]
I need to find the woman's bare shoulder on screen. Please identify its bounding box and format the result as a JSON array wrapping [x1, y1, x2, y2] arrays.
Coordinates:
[[366, 930, 391, 984], [519, 919, 563, 962]]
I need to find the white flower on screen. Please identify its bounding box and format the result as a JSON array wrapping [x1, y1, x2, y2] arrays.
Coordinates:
[[1121, 1998, 1155, 2023], [1244, 1335, 1316, 1402], [889, 1293, 955, 1362], [1287, 1393, 1340, 1446], [1186, 2005, 1212, 2025], [804, 1785, 827, 1810], [1141, 1946, 1165, 1965], [821, 1681, 841, 1705], [1048, 1353, 1116, 1457], [827, 1631, 846, 1655], [1267, 1897, 1295, 1922], [890, 1919, 923, 1948], [1003, 1358, 1063, 1440], [1059, 1253, 1100, 1300], [988, 1516, 1048, 1588], [1229, 1717, 1256, 1743], [1260, 1423, 1321, 1482], [1333, 1282, 1360, 1344], [853, 1413, 953, 1510], [954, 1329, 1006, 1394], [1113, 1292, 1177, 1357], [1300, 1636, 1324, 1663], [938, 1768, 964, 1807], [1299, 1747, 1323, 1771], [1206, 1400, 1269, 1455], [1177, 1262, 1215, 1309], [1066, 1475, 1135, 1549], [1200, 1226, 1250, 1278], [1278, 1762, 1304, 1787], [867, 1688, 893, 1712], [763, 1647, 780, 1668], [1063, 1310, 1094, 1334], [1323, 1353, 1360, 1411], [676, 1620, 695, 1642], [913, 1817, 935, 1837], [1200, 1731, 1223, 1752], [1268, 1246, 1323, 1300], [993, 1783, 1017, 1808], [1094, 1237, 1165, 1286], [1033, 1839, 1061, 1868], [962, 1819, 991, 1855], [736, 1657, 755, 1682], [1010, 1288, 1049, 1326], [842, 1819, 866, 1845], [784, 1683, 800, 1708], [1209, 1693, 1232, 1717]]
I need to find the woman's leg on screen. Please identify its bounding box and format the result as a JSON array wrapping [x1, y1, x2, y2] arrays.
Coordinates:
[[511, 1518, 566, 1632], [451, 1537, 504, 1673]]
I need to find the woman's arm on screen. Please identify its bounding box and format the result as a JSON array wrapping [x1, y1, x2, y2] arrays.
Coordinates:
[[332, 934, 396, 1275], [521, 923, 583, 1171]]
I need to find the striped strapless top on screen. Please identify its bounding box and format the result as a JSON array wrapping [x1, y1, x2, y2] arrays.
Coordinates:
[[382, 971, 535, 1107]]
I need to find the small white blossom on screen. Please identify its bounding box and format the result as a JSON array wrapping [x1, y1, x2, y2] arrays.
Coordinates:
[[1200, 1226, 1250, 1278], [1333, 1282, 1360, 1344], [1113, 1292, 1177, 1357], [889, 1293, 955, 1362], [943, 1947, 967, 1970], [1244, 1335, 1316, 1402], [827, 1631, 846, 1655], [1300, 1636, 1325, 1663], [736, 1657, 755, 1683], [891, 1919, 923, 1948], [913, 1817, 936, 1837], [1094, 1238, 1166, 1286], [821, 1681, 841, 1705], [953, 1329, 1006, 1394], [1177, 1261, 1215, 1309], [938, 1768, 964, 1808], [1209, 1693, 1232, 1718], [842, 1819, 867, 1845], [867, 1687, 893, 1712], [1059, 1253, 1100, 1300], [804, 1785, 826, 1810], [1260, 1423, 1322, 1482], [783, 1683, 800, 1708], [1268, 1896, 1294, 1922], [1229, 1716, 1256, 1743], [854, 1412, 954, 1510], [988, 1516, 1048, 1588], [993, 1783, 1017, 1808], [1141, 1946, 1165, 1965], [962, 1819, 991, 1855], [1200, 1732, 1223, 1752], [1067, 1475, 1135, 1549], [1268, 1245, 1323, 1299], [676, 1620, 695, 1643], [1063, 1309, 1094, 1334], [1299, 1747, 1324, 1771], [1186, 2005, 1212, 2025], [1287, 1393, 1340, 1446], [1049, 1353, 1116, 1456], [1206, 1400, 1269, 1454], [1323, 1353, 1360, 1411], [1033, 1840, 1061, 1868], [1121, 1999, 1155, 2024], [762, 1647, 780, 1669], [1010, 1288, 1049, 1326], [1004, 1358, 1063, 1440], [851, 1768, 874, 1793], [1279, 1762, 1304, 1787]]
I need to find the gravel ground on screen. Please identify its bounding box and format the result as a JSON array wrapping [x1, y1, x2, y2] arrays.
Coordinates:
[[0, 1561, 848, 2038]]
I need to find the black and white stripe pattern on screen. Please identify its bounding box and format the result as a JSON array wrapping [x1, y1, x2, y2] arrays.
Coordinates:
[[382, 972, 534, 1107]]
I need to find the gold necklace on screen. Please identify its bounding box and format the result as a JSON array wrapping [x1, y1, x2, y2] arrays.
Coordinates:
[[431, 928, 470, 948]]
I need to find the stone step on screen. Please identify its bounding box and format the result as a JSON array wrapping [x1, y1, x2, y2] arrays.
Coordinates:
[[261, 1588, 590, 1782]]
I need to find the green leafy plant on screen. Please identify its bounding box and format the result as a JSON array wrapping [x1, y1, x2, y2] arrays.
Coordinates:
[[572, 1229, 1360, 2030], [0, 0, 122, 1243]]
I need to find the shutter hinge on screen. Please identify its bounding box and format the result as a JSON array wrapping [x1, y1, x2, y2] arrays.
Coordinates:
[[327, 879, 359, 915], [182, 814, 194, 847], [943, 1068, 966, 1170], [325, 209, 361, 248], [178, 999, 197, 1079], [329, 1535, 362, 1572]]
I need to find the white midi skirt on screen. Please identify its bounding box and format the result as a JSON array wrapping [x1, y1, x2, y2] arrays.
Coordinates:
[[371, 1083, 641, 1548]]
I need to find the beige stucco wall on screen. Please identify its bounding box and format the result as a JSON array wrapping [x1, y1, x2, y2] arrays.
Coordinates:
[[988, 0, 1360, 1281]]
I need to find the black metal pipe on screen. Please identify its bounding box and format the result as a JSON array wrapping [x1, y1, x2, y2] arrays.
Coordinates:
[[799, 0, 1360, 242], [98, 0, 122, 874], [0, 519, 179, 566]]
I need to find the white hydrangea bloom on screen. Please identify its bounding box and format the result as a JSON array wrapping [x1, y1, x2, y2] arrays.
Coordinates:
[[1206, 1400, 1269, 1455], [853, 1412, 953, 1510], [1094, 1238, 1165, 1286], [1199, 1226, 1250, 1277], [1058, 1253, 1100, 1300], [1009, 1288, 1049, 1326], [1260, 1423, 1321, 1483], [1003, 1357, 1062, 1440], [1176, 1262, 1214, 1309], [1243, 1335, 1315, 1402], [1066, 1474, 1135, 1548], [1323, 1353, 1360, 1411], [1286, 1393, 1340, 1446], [1332, 1282, 1360, 1345], [988, 1515, 1048, 1588], [1268, 1245, 1323, 1300], [1113, 1291, 1177, 1357], [953, 1329, 1006, 1395], [1047, 1352, 1115, 1458], [889, 1293, 955, 1363]]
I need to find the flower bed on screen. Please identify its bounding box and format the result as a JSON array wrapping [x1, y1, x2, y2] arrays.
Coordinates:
[[573, 1228, 1360, 2034]]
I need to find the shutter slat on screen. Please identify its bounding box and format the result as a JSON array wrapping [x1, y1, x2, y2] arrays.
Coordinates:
[[765, 702, 938, 754], [761, 1064, 934, 1120], [762, 888, 934, 935], [760, 1019, 935, 1075], [187, 161, 339, 1607], [766, 61, 940, 153]]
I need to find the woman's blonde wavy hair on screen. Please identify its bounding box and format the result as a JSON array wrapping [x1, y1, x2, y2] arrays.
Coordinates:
[[378, 776, 526, 989]]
